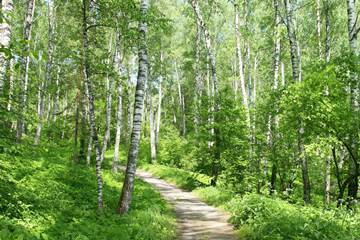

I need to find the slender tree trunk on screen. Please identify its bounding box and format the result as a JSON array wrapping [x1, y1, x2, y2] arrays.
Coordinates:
[[194, 22, 202, 133], [324, 0, 331, 63], [100, 36, 114, 163], [54, 65, 60, 121], [316, 0, 323, 59], [0, 0, 13, 95], [324, 154, 331, 205], [113, 79, 122, 172], [148, 85, 156, 162], [284, 0, 310, 204], [190, 0, 220, 185], [16, 0, 36, 141], [82, 0, 103, 210], [346, 0, 359, 204], [284, 0, 299, 83], [155, 71, 162, 148], [35, 0, 55, 145], [7, 58, 14, 110], [234, 3, 250, 124], [117, 0, 149, 215], [112, 29, 123, 173], [175, 61, 186, 136], [269, 0, 281, 195]]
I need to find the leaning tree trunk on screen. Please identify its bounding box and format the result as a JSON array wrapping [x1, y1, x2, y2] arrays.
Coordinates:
[[346, 0, 359, 205], [16, 0, 36, 141], [0, 0, 13, 95], [82, 0, 103, 210], [117, 0, 149, 215], [34, 0, 55, 145]]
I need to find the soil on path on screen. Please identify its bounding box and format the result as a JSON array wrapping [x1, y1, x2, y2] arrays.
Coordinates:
[[136, 170, 238, 240]]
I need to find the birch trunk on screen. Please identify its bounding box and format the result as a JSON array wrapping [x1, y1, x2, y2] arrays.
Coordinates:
[[194, 21, 202, 133], [190, 0, 220, 185], [113, 79, 122, 172], [324, 1, 331, 63], [148, 85, 156, 162], [234, 3, 250, 124], [82, 0, 103, 210], [316, 0, 323, 59], [7, 58, 14, 110], [100, 35, 114, 163], [35, 0, 55, 145], [16, 0, 36, 141], [346, 0, 359, 204], [112, 29, 123, 172], [117, 0, 148, 214], [284, 0, 299, 82], [155, 73, 162, 147], [0, 0, 13, 95], [269, 0, 281, 195]]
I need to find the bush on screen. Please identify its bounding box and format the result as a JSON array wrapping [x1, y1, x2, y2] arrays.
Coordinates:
[[227, 193, 360, 240]]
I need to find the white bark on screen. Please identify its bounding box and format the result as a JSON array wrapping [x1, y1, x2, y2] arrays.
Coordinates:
[[118, 0, 149, 214], [16, 0, 36, 141], [0, 0, 13, 95], [234, 3, 250, 123]]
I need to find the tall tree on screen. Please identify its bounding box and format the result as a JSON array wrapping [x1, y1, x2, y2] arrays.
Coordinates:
[[35, 0, 55, 145], [16, 0, 36, 141], [0, 0, 13, 95], [82, 0, 103, 210], [117, 0, 149, 214]]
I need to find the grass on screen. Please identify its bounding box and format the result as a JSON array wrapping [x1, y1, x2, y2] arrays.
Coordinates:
[[0, 143, 177, 240], [140, 163, 360, 240], [141, 164, 210, 191]]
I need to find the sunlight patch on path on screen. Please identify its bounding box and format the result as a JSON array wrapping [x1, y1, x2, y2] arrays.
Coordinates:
[[136, 170, 238, 240]]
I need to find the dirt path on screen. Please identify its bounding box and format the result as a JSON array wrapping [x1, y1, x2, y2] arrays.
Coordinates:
[[136, 170, 238, 240]]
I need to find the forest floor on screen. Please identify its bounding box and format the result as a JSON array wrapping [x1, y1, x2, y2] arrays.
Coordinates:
[[135, 169, 238, 240]]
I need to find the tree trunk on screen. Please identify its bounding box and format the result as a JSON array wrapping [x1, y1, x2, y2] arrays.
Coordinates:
[[34, 0, 55, 145], [175, 61, 186, 136], [7, 58, 14, 110], [82, 0, 103, 210], [0, 0, 13, 95], [113, 79, 122, 172], [324, 0, 331, 63], [284, 0, 299, 82], [194, 21, 202, 133], [100, 35, 114, 163], [346, 0, 359, 205], [16, 0, 36, 141], [316, 0, 323, 59], [148, 85, 156, 162], [155, 71, 162, 148], [112, 29, 124, 173], [234, 3, 250, 124], [117, 0, 149, 215], [190, 0, 220, 185]]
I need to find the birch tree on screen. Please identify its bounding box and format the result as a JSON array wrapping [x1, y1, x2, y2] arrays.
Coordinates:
[[117, 0, 149, 214], [16, 0, 36, 141], [0, 0, 13, 95]]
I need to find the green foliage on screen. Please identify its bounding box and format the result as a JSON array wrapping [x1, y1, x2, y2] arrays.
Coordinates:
[[228, 194, 360, 240], [0, 144, 176, 240]]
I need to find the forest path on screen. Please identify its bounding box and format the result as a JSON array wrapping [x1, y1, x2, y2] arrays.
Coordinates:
[[136, 169, 238, 240]]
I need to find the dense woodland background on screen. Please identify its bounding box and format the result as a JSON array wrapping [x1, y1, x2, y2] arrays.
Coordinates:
[[1, 0, 360, 239]]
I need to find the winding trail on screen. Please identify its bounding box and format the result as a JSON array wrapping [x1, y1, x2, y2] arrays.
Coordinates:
[[136, 170, 238, 240]]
